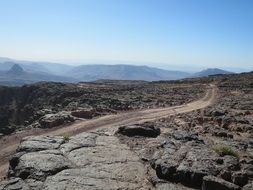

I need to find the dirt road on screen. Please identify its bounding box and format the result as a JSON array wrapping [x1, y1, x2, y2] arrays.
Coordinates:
[[0, 84, 218, 179]]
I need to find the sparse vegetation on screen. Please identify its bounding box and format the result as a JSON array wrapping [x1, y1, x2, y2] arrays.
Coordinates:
[[212, 144, 238, 157], [63, 133, 71, 142]]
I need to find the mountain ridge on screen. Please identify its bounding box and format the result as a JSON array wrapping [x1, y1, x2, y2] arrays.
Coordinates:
[[0, 57, 239, 86], [193, 68, 234, 77]]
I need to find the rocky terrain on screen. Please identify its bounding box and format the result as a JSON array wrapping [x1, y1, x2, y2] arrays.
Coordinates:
[[116, 72, 253, 189], [0, 72, 252, 189], [0, 80, 205, 136]]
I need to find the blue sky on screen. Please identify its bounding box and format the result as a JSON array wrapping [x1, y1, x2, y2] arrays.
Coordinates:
[[0, 0, 252, 72]]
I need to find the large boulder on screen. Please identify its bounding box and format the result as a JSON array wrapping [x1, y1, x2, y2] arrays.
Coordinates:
[[71, 108, 100, 119], [211, 109, 226, 117], [116, 125, 160, 137], [38, 112, 74, 128]]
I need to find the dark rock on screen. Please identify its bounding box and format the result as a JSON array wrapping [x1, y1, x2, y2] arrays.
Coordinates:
[[116, 125, 160, 137], [236, 118, 250, 125], [202, 175, 240, 190], [212, 110, 226, 117], [215, 131, 229, 138], [71, 108, 100, 119], [222, 116, 234, 128], [153, 159, 178, 180], [232, 172, 248, 187], [220, 170, 232, 182], [172, 131, 203, 143], [0, 125, 16, 135]]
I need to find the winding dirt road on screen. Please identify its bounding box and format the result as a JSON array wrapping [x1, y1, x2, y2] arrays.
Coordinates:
[[0, 84, 218, 180]]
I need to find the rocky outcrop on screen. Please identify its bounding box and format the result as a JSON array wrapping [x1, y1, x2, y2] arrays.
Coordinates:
[[1, 122, 253, 189], [118, 124, 253, 189], [149, 130, 252, 189], [2, 129, 151, 189]]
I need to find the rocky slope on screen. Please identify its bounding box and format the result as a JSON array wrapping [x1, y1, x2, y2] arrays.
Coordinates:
[[114, 72, 253, 189], [0, 81, 205, 136]]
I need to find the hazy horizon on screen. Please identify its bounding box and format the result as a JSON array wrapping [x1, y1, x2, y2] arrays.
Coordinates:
[[1, 56, 251, 73], [0, 0, 253, 72]]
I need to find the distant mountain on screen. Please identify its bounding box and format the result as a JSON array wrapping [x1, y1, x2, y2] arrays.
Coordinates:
[[0, 58, 191, 82], [7, 64, 25, 75], [0, 58, 73, 74], [193, 68, 233, 77], [0, 64, 77, 86], [69, 64, 190, 81], [0, 57, 242, 86]]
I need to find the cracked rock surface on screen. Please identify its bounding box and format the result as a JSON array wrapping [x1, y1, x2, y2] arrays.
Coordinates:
[[1, 130, 151, 190]]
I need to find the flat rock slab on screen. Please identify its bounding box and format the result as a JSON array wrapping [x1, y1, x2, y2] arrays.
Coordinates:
[[17, 136, 65, 152], [2, 130, 151, 189], [0, 178, 30, 190], [43, 162, 146, 190]]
